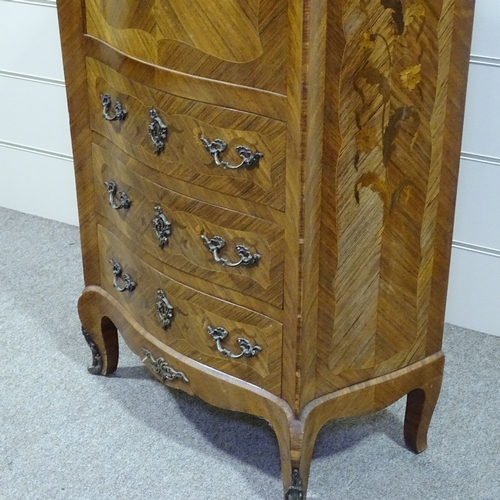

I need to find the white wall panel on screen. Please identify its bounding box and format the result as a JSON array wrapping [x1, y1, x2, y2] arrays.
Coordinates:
[[461, 63, 500, 160], [0, 1, 64, 81], [454, 158, 500, 251], [470, 0, 500, 59], [449, 0, 500, 337], [446, 247, 500, 337], [0, 76, 72, 156], [0, 0, 497, 336], [0, 146, 78, 226]]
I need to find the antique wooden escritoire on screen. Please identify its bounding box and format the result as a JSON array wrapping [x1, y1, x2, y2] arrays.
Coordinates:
[[57, 0, 475, 497]]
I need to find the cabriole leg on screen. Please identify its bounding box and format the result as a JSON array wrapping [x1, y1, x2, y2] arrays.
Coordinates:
[[404, 373, 443, 453], [276, 418, 318, 499]]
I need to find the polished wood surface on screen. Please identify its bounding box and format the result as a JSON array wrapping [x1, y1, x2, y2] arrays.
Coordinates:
[[78, 284, 444, 496], [85, 0, 289, 93], [98, 225, 283, 394], [58, 0, 475, 497], [85, 35, 288, 121], [311, 0, 475, 403], [87, 58, 286, 211], [314, 0, 463, 398], [93, 143, 285, 308]]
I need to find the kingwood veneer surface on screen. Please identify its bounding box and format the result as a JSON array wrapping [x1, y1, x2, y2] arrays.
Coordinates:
[[57, 1, 475, 497]]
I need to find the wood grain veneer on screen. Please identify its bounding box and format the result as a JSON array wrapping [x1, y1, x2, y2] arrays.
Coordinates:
[[93, 143, 285, 308], [84, 0, 289, 93], [87, 58, 287, 211], [58, 0, 475, 497], [98, 225, 283, 394]]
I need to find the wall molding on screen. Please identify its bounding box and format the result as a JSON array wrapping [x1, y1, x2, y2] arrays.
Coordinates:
[[3, 0, 56, 8], [0, 69, 64, 87], [460, 151, 500, 167], [470, 54, 500, 68], [0, 140, 73, 162], [452, 240, 500, 259]]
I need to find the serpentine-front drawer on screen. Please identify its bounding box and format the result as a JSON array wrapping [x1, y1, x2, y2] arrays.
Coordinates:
[[98, 224, 283, 396], [93, 142, 285, 309], [84, 0, 288, 94], [86, 58, 286, 212]]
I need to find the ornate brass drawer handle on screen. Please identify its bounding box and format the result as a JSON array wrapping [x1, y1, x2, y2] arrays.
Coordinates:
[[109, 259, 136, 292], [207, 326, 262, 359], [149, 108, 168, 155], [100, 93, 127, 122], [142, 349, 189, 383], [200, 137, 263, 170], [200, 234, 261, 268], [104, 180, 132, 210], [156, 289, 174, 329], [152, 205, 172, 248]]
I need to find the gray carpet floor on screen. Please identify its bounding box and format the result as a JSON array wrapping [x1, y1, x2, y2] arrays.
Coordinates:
[[0, 206, 499, 500]]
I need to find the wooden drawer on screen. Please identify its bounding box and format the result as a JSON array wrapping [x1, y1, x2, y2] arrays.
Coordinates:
[[84, 0, 288, 94], [98, 224, 283, 395], [93, 142, 285, 309], [87, 58, 286, 212]]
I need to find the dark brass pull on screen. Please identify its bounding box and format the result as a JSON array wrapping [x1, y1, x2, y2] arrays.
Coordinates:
[[142, 349, 189, 383], [100, 94, 127, 122], [156, 289, 174, 329], [149, 108, 168, 155], [207, 326, 262, 359], [109, 259, 136, 292], [104, 180, 131, 210], [200, 138, 263, 170], [200, 234, 261, 267], [152, 205, 172, 248], [285, 470, 303, 500]]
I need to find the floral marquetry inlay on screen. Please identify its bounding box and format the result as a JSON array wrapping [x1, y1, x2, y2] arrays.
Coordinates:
[[329, 0, 448, 380]]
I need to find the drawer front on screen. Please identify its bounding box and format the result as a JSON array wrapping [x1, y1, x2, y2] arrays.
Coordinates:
[[84, 0, 288, 94], [93, 142, 285, 309], [87, 58, 285, 212], [98, 225, 283, 395]]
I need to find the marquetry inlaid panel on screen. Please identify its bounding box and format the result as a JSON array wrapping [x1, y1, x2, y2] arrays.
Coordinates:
[[59, 0, 474, 493], [87, 58, 286, 212], [98, 225, 283, 395], [84, 0, 288, 93], [316, 0, 457, 395]]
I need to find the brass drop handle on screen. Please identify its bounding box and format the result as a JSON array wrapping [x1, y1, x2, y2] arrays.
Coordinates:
[[200, 138, 263, 170], [109, 259, 136, 292], [149, 108, 168, 155], [100, 93, 127, 122], [200, 234, 261, 267], [104, 180, 132, 210], [207, 326, 262, 359]]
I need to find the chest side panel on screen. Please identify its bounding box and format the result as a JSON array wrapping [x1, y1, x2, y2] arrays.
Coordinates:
[[315, 0, 473, 396]]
